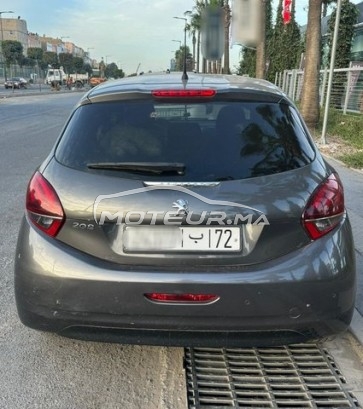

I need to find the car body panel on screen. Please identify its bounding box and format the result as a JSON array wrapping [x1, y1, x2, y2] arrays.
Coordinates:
[[15, 213, 356, 346], [41, 157, 328, 267], [14, 73, 357, 346]]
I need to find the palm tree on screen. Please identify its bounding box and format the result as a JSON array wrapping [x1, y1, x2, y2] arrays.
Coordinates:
[[256, 0, 266, 79], [185, 1, 205, 72], [299, 0, 323, 128], [185, 21, 197, 71], [223, 0, 231, 74], [209, 0, 230, 73], [299, 0, 336, 128], [188, 0, 230, 74]]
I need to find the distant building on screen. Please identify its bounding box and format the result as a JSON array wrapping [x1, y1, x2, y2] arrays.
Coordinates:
[[0, 17, 87, 59], [40, 36, 70, 55], [321, 1, 363, 62], [351, 2, 363, 61], [28, 32, 42, 49], [1, 18, 28, 55]]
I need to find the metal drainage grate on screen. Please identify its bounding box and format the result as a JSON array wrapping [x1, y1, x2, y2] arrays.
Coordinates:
[[185, 344, 360, 408]]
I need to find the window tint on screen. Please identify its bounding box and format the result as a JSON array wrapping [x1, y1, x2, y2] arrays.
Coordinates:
[[55, 100, 315, 181]]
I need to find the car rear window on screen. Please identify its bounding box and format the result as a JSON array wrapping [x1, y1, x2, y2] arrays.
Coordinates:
[[55, 100, 315, 181]]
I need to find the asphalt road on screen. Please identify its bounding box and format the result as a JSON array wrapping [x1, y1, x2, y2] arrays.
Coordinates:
[[0, 92, 362, 408], [0, 93, 187, 409]]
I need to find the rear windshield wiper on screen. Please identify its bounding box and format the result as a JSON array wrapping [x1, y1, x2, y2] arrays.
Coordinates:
[[87, 162, 186, 175]]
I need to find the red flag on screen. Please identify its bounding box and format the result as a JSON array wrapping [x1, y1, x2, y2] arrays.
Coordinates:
[[282, 0, 292, 25]]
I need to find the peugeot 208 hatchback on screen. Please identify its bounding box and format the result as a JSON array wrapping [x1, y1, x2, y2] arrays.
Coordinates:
[[14, 73, 356, 346]]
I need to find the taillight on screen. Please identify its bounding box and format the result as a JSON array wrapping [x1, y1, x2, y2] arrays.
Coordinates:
[[145, 293, 219, 304], [152, 89, 216, 98], [302, 173, 345, 240], [26, 172, 65, 237]]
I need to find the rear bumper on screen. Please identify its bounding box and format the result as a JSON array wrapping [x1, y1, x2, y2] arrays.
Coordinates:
[[14, 217, 356, 347]]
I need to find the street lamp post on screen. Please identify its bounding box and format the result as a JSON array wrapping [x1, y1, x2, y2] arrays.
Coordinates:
[[172, 39, 182, 48], [173, 16, 188, 80], [0, 10, 14, 82]]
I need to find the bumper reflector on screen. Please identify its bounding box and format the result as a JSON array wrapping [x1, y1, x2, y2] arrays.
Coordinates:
[[144, 293, 219, 304]]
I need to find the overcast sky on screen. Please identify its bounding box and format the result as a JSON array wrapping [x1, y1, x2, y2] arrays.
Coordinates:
[[2, 0, 362, 74]]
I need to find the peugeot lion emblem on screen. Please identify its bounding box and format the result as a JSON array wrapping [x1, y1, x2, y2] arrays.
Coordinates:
[[172, 199, 189, 215]]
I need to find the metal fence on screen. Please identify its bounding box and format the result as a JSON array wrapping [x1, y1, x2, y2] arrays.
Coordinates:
[[275, 64, 363, 114], [0, 62, 44, 83]]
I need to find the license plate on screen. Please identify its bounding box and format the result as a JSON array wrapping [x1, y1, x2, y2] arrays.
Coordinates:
[[123, 226, 241, 252]]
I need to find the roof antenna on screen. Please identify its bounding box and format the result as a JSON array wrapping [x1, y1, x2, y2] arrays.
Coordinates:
[[173, 16, 189, 81], [182, 49, 188, 81]]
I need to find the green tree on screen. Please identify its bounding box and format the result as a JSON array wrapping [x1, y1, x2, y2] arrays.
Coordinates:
[[116, 69, 125, 78], [19, 56, 36, 67], [185, 14, 198, 71], [237, 47, 256, 77], [27, 47, 43, 62], [268, 0, 302, 80], [187, 0, 230, 73], [1, 40, 23, 67], [185, 1, 205, 72], [59, 53, 73, 73], [174, 46, 193, 71], [206, 0, 227, 73], [105, 62, 119, 78], [41, 51, 58, 69], [327, 1, 358, 68], [73, 57, 84, 73], [237, 1, 272, 79]]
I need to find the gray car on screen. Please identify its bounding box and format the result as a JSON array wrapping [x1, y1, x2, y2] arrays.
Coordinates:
[[14, 73, 356, 347], [4, 77, 28, 89]]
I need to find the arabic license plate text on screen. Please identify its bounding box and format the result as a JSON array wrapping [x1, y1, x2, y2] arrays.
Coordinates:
[[123, 226, 241, 252]]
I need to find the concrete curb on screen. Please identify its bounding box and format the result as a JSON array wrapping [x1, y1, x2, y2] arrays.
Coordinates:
[[349, 309, 363, 346], [0, 87, 87, 99], [322, 153, 363, 175]]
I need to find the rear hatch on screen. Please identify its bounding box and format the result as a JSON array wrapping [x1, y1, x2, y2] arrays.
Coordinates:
[[32, 92, 334, 268]]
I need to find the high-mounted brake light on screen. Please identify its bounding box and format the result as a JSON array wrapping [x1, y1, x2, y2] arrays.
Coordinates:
[[26, 172, 65, 237], [302, 173, 345, 240], [145, 293, 219, 304], [152, 89, 216, 98]]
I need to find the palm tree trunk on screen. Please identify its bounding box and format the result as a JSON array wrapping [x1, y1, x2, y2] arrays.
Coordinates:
[[223, 0, 231, 74], [256, 0, 266, 79], [300, 0, 323, 128], [197, 31, 201, 72], [192, 32, 196, 71]]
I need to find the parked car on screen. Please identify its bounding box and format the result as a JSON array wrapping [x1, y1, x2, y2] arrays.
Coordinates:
[[4, 77, 28, 89], [14, 73, 356, 347]]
